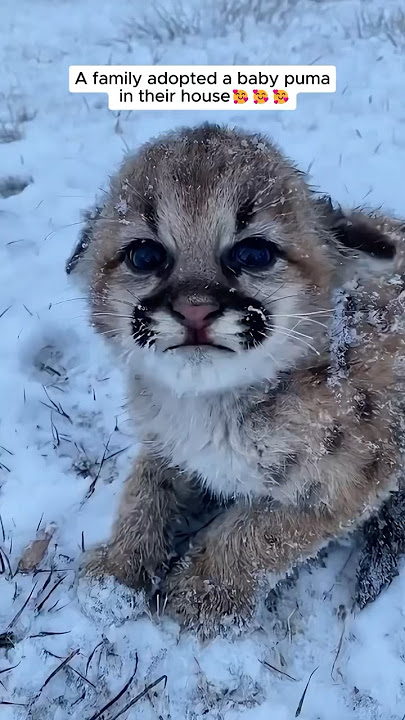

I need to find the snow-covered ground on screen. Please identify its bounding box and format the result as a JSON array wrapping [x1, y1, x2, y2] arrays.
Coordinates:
[[1, 0, 405, 717]]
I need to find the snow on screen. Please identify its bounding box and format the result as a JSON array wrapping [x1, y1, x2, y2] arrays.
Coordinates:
[[1, 0, 405, 717]]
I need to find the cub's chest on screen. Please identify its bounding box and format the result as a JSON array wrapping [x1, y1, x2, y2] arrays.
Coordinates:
[[136, 391, 265, 498]]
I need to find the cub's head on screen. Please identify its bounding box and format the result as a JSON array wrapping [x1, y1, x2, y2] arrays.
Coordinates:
[[67, 124, 396, 395]]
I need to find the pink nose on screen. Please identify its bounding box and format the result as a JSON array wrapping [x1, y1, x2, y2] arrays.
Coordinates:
[[171, 302, 219, 329]]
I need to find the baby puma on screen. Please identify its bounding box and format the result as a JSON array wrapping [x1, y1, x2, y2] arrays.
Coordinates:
[[68, 124, 405, 635]]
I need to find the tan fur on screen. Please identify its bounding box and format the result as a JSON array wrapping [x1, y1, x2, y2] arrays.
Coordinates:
[[68, 125, 405, 636]]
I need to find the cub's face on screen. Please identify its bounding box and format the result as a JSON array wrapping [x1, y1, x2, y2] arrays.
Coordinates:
[[69, 125, 338, 394]]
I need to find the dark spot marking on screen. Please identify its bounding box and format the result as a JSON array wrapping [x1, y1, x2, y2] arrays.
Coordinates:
[[324, 424, 344, 452], [132, 284, 270, 351], [241, 300, 268, 349], [132, 303, 156, 348], [333, 218, 396, 259], [318, 198, 396, 260]]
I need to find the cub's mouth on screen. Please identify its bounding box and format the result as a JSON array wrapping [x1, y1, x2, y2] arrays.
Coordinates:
[[165, 345, 235, 352], [165, 332, 235, 353]]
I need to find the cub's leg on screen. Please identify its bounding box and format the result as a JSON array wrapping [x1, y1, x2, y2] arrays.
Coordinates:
[[356, 490, 405, 609], [85, 456, 181, 591], [165, 481, 389, 636]]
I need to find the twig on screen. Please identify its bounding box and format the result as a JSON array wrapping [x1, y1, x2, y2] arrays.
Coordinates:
[[331, 620, 347, 679], [67, 664, 96, 689], [53, 600, 72, 613], [0, 548, 12, 578], [36, 513, 44, 532], [0, 446, 13, 455], [43, 365, 61, 377], [86, 640, 105, 675], [40, 648, 80, 692], [36, 575, 65, 613], [295, 666, 319, 717], [109, 675, 167, 720], [103, 446, 130, 463], [46, 599, 61, 613], [7, 582, 38, 630], [43, 650, 63, 660], [260, 660, 297, 682], [0, 306, 11, 319], [29, 630, 70, 638], [42, 386, 72, 423], [88, 654, 138, 720], [84, 433, 113, 500], [38, 569, 53, 594], [324, 549, 353, 599], [81, 531, 85, 553], [0, 515, 5, 542], [0, 662, 20, 675], [51, 415, 60, 447], [72, 691, 86, 707]]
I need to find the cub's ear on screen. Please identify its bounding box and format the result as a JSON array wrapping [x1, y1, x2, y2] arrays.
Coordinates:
[[317, 195, 397, 260], [66, 205, 102, 275]]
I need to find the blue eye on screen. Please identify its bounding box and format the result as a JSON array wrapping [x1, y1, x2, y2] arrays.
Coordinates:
[[126, 240, 168, 273], [228, 237, 278, 272]]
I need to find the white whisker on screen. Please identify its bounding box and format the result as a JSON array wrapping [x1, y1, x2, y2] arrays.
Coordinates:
[[268, 324, 314, 340], [99, 328, 126, 336], [92, 312, 135, 320], [272, 328, 321, 356], [270, 310, 333, 317]]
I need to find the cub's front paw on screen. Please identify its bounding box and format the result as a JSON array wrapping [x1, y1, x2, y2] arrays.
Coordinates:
[[81, 543, 162, 593], [164, 556, 254, 639]]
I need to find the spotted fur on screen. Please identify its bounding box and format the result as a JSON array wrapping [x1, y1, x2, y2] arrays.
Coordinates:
[[68, 124, 405, 636]]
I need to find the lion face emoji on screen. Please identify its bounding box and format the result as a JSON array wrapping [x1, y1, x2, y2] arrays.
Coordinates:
[[233, 89, 248, 104], [273, 89, 289, 105], [253, 89, 269, 104]]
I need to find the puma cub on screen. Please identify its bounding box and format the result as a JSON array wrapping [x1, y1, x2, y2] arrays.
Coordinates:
[[67, 124, 405, 635]]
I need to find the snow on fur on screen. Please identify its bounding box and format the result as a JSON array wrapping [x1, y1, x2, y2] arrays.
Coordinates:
[[1, 0, 405, 718]]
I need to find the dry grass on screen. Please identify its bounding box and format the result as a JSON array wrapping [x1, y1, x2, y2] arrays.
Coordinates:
[[357, 7, 405, 47], [124, 0, 301, 46], [125, 2, 204, 45], [0, 91, 36, 144], [124, 0, 405, 52]]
